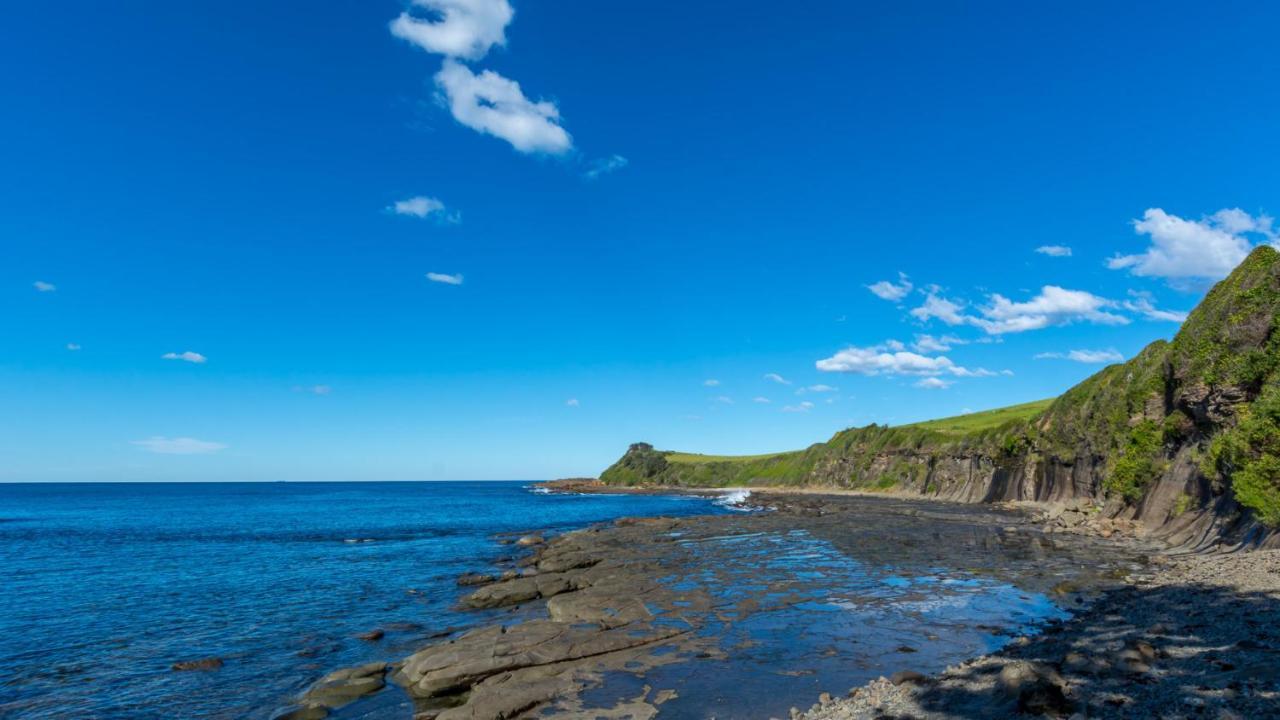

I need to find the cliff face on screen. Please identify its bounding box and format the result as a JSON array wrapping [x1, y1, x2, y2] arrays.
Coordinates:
[[602, 247, 1280, 549]]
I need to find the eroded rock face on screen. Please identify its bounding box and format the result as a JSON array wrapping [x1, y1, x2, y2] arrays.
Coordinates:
[[1175, 382, 1250, 426]]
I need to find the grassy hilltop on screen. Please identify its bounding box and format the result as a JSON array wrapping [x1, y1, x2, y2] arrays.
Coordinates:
[[602, 246, 1280, 530]]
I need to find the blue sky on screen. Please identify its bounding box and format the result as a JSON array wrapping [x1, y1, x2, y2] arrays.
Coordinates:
[[3, 1, 1279, 481]]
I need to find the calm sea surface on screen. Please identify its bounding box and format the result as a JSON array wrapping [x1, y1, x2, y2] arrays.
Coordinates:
[[0, 482, 727, 719]]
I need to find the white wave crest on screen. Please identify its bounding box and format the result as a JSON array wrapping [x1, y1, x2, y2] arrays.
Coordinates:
[[713, 488, 754, 511]]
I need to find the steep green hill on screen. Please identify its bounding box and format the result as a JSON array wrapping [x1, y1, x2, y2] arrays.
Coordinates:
[[601, 246, 1280, 533]]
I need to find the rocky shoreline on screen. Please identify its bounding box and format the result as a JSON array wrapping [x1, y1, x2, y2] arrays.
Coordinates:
[[275, 488, 1197, 719], [799, 550, 1280, 719]]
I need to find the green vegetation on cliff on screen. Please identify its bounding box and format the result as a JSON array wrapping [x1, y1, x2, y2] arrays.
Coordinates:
[[601, 247, 1280, 527]]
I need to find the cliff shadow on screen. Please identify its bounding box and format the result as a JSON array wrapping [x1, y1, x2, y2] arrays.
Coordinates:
[[885, 581, 1280, 718]]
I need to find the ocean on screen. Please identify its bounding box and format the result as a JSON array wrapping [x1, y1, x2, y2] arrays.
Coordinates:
[[0, 482, 729, 719]]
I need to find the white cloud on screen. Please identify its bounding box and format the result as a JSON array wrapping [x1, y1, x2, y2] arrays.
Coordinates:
[[66, 343, 81, 351], [33, 281, 56, 292], [915, 377, 953, 390], [782, 401, 814, 413], [797, 384, 838, 394], [714, 396, 734, 405], [389, 195, 458, 223], [763, 373, 791, 385], [162, 351, 207, 364], [435, 60, 572, 155], [867, 272, 913, 301], [584, 154, 628, 180], [1122, 291, 1188, 323], [703, 379, 720, 387], [131, 436, 226, 455], [426, 272, 464, 285], [910, 290, 969, 326], [565, 398, 579, 407], [1109, 208, 1275, 284], [815, 343, 995, 378], [753, 396, 771, 404], [911, 334, 965, 353], [389, 0, 513, 60], [1035, 245, 1073, 257], [977, 286, 1128, 334], [1034, 348, 1125, 364], [913, 286, 1127, 335]]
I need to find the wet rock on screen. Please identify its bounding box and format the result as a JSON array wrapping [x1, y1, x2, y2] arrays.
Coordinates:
[[895, 645, 918, 653], [463, 571, 581, 609], [171, 657, 223, 671], [536, 551, 601, 574], [463, 577, 541, 608], [270, 705, 329, 720], [456, 572, 495, 587], [299, 662, 387, 710], [516, 534, 545, 547], [355, 629, 384, 642]]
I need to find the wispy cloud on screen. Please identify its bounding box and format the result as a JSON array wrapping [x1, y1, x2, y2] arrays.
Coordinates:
[[426, 272, 464, 285], [131, 436, 226, 455], [33, 281, 56, 292], [293, 384, 332, 395], [1035, 245, 1073, 257], [912, 334, 965, 353], [1122, 291, 1188, 322], [797, 384, 838, 394], [703, 379, 720, 387], [566, 398, 580, 407], [782, 401, 814, 413], [389, 195, 459, 223], [915, 377, 953, 389], [66, 343, 81, 351], [162, 351, 207, 364], [753, 396, 771, 404], [389, 0, 513, 61], [1109, 208, 1275, 286], [762, 373, 791, 385], [584, 154, 628, 180], [1034, 348, 1125, 364], [714, 395, 734, 405], [867, 272, 913, 301]]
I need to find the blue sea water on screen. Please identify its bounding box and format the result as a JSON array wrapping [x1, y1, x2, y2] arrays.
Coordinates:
[[0, 482, 726, 719]]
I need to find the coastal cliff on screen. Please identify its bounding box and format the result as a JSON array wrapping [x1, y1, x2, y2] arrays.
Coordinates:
[[602, 246, 1280, 549]]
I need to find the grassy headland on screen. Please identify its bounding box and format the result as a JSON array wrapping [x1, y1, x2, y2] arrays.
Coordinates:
[[602, 246, 1280, 532]]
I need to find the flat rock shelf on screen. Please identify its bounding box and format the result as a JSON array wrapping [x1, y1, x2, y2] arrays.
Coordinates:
[[285, 494, 1156, 720]]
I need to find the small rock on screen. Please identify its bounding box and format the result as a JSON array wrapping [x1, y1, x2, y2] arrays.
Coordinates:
[[355, 629, 384, 642], [516, 534, 545, 547], [456, 572, 495, 587], [889, 670, 927, 685], [172, 657, 223, 671], [896, 645, 918, 653], [818, 692, 832, 705]]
